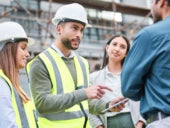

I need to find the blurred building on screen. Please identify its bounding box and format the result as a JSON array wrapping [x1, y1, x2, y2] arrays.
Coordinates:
[[0, 0, 152, 71]]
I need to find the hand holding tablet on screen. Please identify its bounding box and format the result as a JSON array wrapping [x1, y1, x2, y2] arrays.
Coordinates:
[[102, 98, 128, 113]]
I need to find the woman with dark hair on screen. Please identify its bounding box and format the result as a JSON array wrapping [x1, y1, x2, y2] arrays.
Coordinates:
[[101, 34, 130, 68], [0, 21, 38, 128], [88, 35, 145, 128]]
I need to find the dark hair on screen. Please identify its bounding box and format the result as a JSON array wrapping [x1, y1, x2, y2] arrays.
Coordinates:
[[168, 0, 170, 6], [155, 0, 159, 3], [101, 34, 130, 69], [155, 0, 170, 6]]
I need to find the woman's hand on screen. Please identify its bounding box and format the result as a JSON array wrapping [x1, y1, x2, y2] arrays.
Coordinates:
[[109, 97, 128, 112], [97, 125, 104, 128], [136, 120, 145, 128]]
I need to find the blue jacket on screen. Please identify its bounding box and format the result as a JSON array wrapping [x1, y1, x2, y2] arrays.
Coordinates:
[[121, 15, 170, 119]]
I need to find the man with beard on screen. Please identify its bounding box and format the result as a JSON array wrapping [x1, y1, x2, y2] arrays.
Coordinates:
[[26, 3, 114, 128], [121, 0, 170, 128]]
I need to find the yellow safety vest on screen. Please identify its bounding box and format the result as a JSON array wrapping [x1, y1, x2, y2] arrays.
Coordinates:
[[0, 69, 38, 128], [27, 47, 90, 128]]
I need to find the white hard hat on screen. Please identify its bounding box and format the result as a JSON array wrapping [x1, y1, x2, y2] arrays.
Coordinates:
[[0, 21, 34, 50], [52, 3, 89, 26]]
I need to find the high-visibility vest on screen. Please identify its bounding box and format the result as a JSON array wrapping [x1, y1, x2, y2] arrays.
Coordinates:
[[27, 47, 90, 128], [0, 69, 38, 128]]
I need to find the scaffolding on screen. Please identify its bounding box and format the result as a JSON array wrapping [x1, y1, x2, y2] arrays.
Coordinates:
[[0, 0, 152, 71]]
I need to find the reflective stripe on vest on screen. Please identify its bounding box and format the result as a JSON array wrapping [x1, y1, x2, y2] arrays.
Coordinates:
[[39, 109, 88, 121], [37, 47, 89, 121], [14, 88, 29, 128], [41, 49, 88, 94], [41, 50, 63, 94], [0, 69, 37, 128]]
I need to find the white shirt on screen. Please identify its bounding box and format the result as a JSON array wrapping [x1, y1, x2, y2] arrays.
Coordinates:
[[89, 66, 145, 128], [91, 66, 130, 112]]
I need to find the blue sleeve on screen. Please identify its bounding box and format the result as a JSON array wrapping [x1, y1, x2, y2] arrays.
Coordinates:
[[0, 78, 18, 128], [121, 29, 155, 101]]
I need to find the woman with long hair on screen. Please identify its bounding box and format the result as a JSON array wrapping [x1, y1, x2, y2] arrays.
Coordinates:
[[0, 21, 38, 128], [89, 34, 145, 128]]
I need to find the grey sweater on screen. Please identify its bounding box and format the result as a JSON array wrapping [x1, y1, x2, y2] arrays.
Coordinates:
[[28, 57, 87, 114]]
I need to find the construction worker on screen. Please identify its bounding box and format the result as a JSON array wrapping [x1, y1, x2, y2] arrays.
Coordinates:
[[26, 3, 112, 128], [0, 21, 38, 128]]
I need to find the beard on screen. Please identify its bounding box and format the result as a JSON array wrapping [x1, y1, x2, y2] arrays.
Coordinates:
[[61, 37, 80, 50]]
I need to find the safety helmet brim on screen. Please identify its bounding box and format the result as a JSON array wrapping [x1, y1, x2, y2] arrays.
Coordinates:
[[28, 37, 35, 46], [52, 18, 92, 28], [0, 37, 34, 51], [0, 21, 35, 51], [53, 18, 92, 27]]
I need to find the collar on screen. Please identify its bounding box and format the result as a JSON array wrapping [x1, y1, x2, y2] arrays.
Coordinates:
[[51, 43, 75, 58], [105, 66, 121, 76]]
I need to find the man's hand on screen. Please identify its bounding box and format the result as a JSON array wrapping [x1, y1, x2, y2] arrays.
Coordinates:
[[85, 85, 112, 99]]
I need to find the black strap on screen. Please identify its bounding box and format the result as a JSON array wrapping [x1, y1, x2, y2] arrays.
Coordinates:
[[75, 56, 88, 128], [79, 102, 88, 128], [33, 110, 39, 128], [76, 86, 88, 128]]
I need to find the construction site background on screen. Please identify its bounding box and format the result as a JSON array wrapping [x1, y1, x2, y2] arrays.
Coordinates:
[[0, 0, 152, 72]]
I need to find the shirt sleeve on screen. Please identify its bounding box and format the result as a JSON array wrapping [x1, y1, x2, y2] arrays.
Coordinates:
[[89, 114, 103, 128], [129, 100, 146, 125], [88, 71, 107, 114], [28, 58, 87, 114], [121, 29, 155, 101], [0, 78, 18, 128]]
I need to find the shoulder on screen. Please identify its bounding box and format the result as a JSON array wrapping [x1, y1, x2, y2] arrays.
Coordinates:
[[90, 69, 104, 81], [131, 24, 159, 49], [140, 20, 169, 37], [28, 56, 49, 78], [76, 55, 89, 69], [29, 57, 44, 71], [77, 55, 88, 63], [134, 20, 170, 48], [90, 70, 100, 77]]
